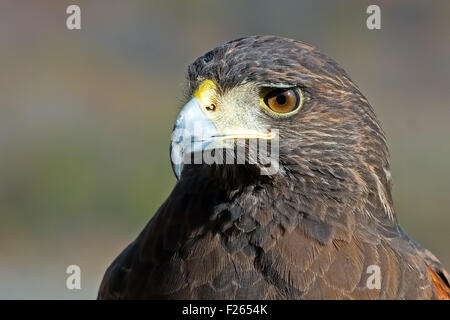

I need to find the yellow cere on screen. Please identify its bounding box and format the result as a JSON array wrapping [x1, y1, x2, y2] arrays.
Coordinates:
[[193, 80, 217, 106], [192, 79, 276, 141]]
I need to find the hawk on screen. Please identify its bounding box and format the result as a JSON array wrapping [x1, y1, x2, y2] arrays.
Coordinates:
[[98, 36, 450, 299]]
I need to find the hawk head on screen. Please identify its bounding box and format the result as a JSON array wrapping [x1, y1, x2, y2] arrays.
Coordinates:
[[97, 36, 450, 301], [170, 35, 395, 226]]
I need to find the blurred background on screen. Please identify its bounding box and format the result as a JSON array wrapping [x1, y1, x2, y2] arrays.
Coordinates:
[[0, 0, 449, 299]]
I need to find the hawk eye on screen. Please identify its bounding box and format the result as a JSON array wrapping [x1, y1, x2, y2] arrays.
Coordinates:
[[262, 88, 303, 115]]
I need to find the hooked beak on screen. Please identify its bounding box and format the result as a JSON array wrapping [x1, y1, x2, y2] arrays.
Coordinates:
[[169, 80, 275, 180], [170, 96, 219, 179]]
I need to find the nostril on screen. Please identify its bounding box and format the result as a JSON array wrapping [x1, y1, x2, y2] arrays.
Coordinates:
[[206, 104, 216, 112]]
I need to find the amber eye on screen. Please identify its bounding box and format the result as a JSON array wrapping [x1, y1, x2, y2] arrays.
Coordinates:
[[263, 88, 302, 114]]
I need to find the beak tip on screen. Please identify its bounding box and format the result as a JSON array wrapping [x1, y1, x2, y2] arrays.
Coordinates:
[[171, 161, 181, 180]]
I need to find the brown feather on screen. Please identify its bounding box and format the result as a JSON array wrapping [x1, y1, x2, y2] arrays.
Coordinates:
[[98, 36, 449, 300]]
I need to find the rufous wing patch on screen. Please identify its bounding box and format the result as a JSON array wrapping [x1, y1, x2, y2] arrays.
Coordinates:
[[427, 265, 450, 300]]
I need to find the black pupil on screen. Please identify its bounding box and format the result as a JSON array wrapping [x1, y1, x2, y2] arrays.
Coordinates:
[[276, 94, 286, 105]]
